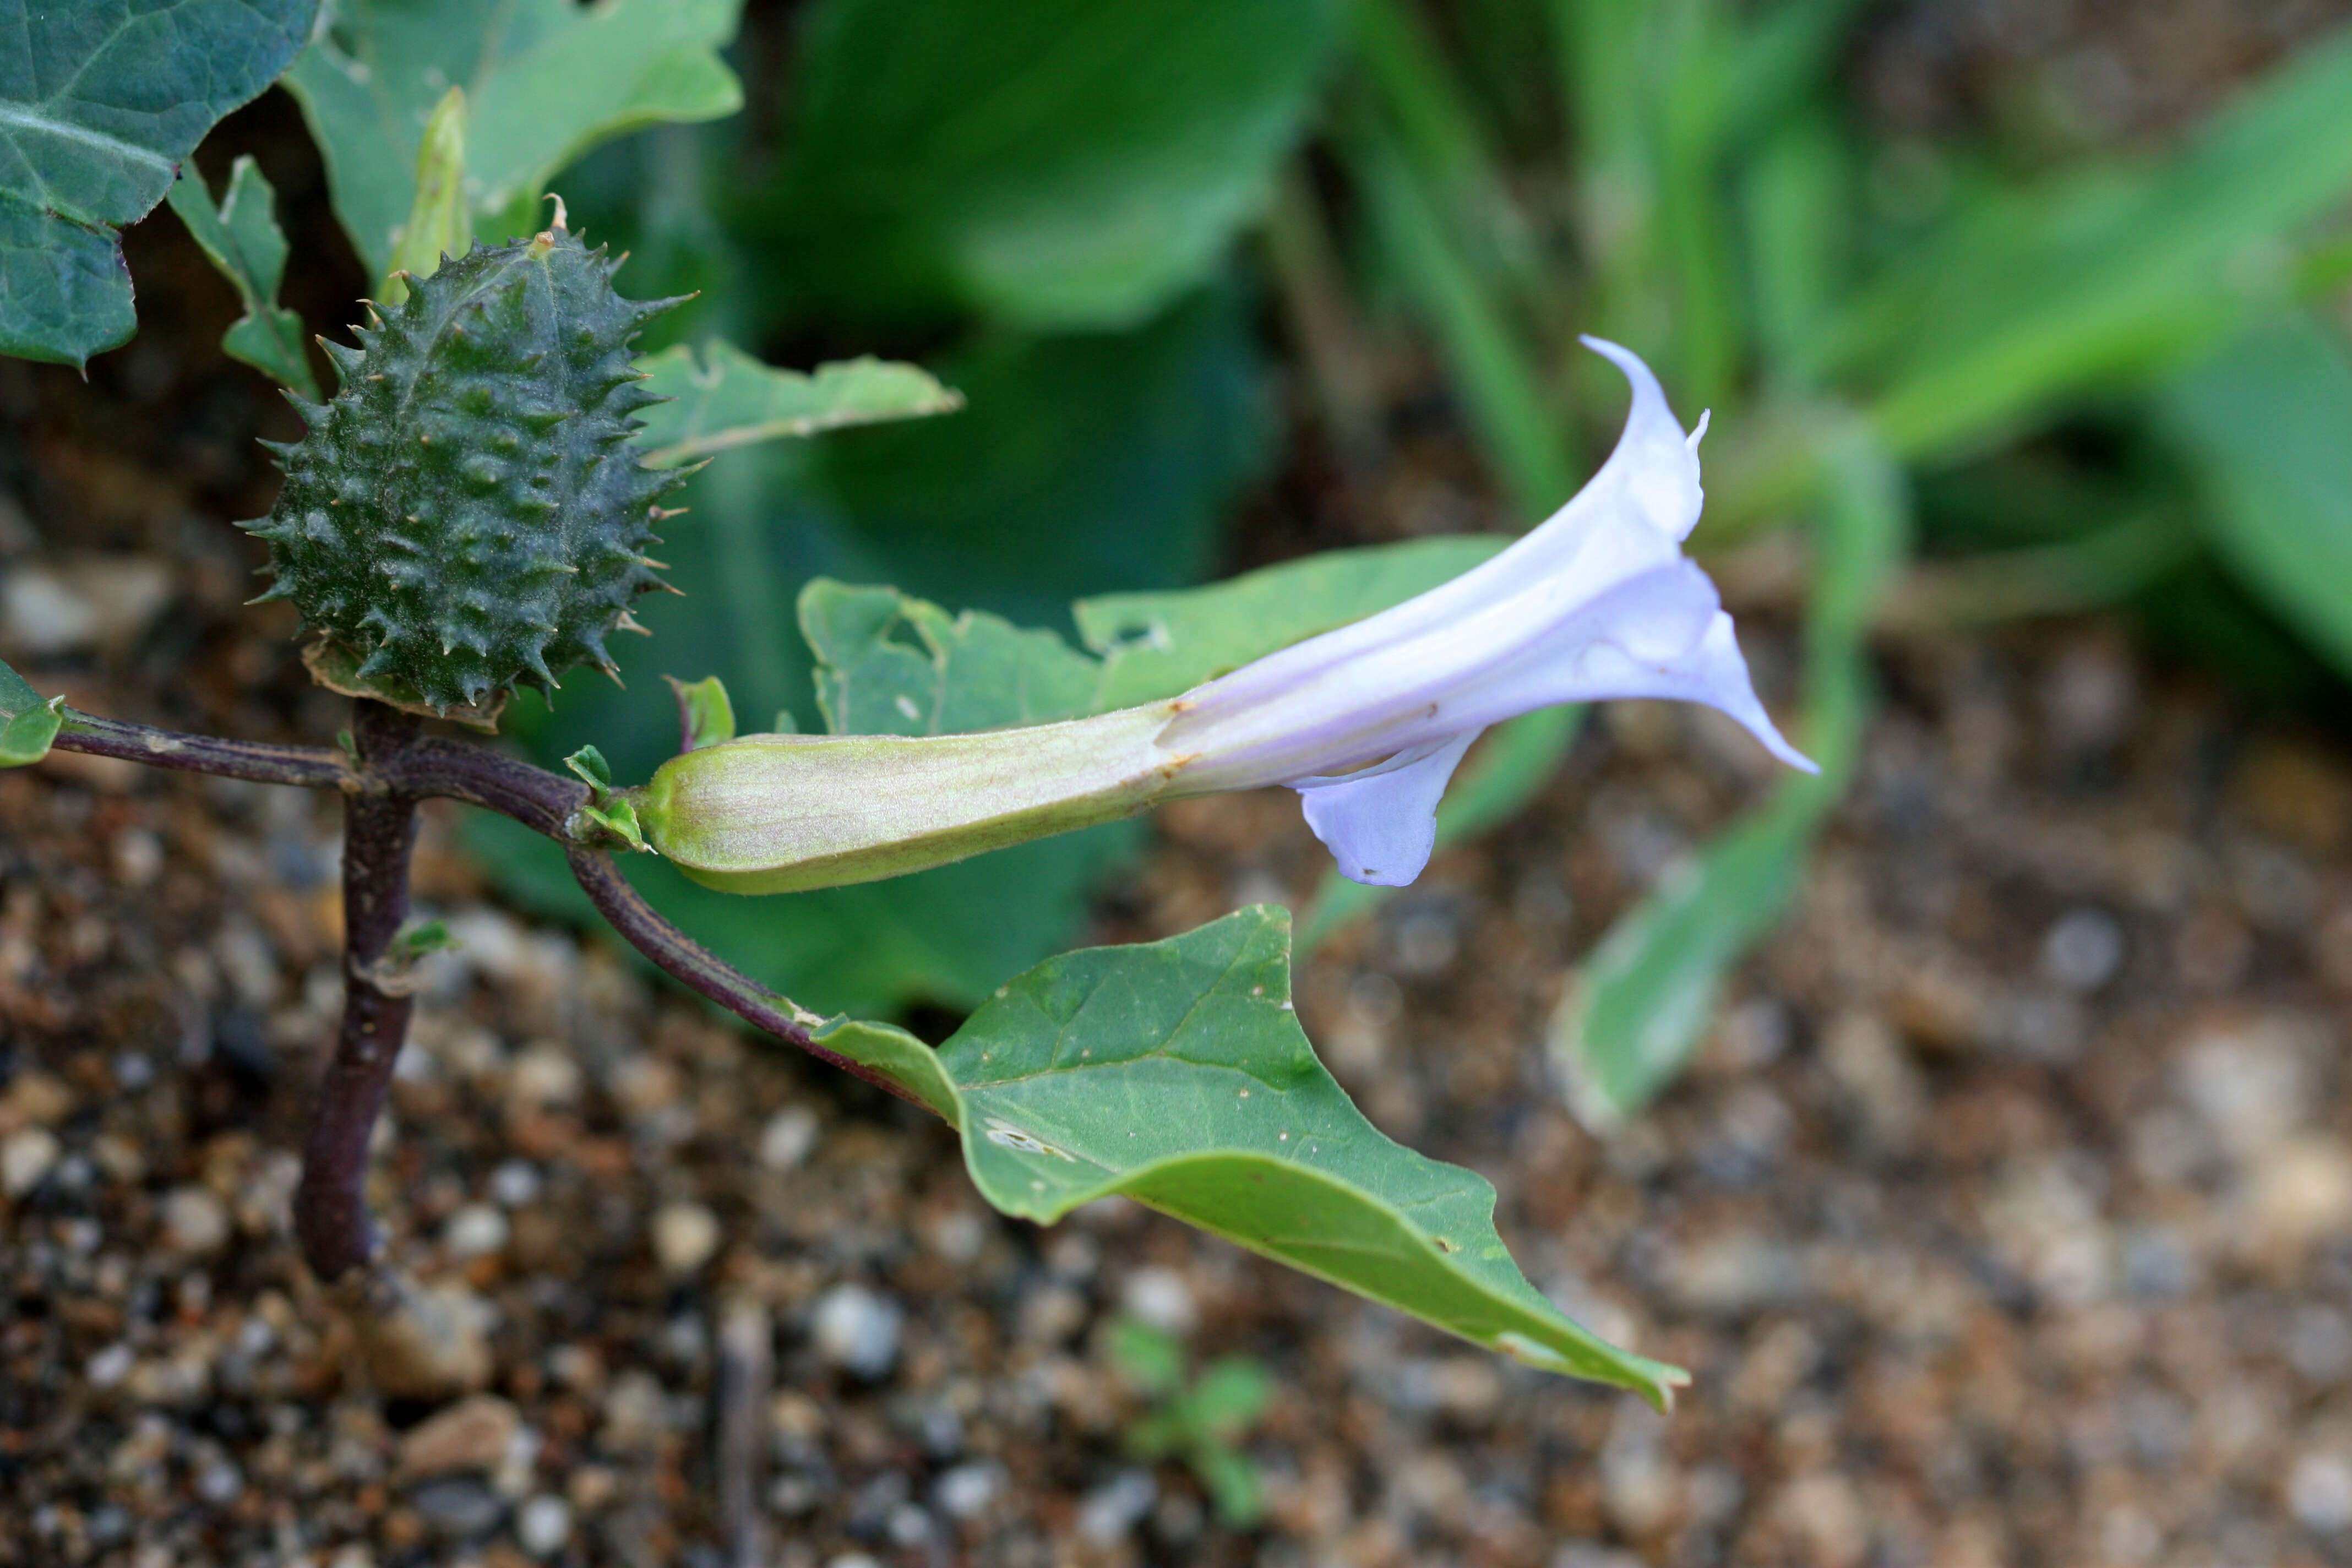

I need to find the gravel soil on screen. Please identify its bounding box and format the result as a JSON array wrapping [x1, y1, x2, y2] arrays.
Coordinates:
[[7, 28, 2352, 1568]]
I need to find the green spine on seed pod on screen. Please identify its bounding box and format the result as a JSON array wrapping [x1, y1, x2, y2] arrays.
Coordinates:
[[246, 216, 688, 717]]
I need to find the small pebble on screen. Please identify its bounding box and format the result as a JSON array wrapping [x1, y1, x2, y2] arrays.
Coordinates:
[[2042, 908, 2125, 992], [1, 1126, 59, 1197], [399, 1394, 521, 1479], [1119, 1266, 1197, 1336], [1077, 1471, 1157, 1546], [651, 1201, 721, 1276], [515, 1494, 571, 1557], [758, 1106, 820, 1170], [935, 1462, 1004, 1520], [409, 1477, 505, 1540], [85, 1343, 133, 1389], [357, 1280, 496, 1401], [488, 1159, 543, 1208], [2290, 1453, 2352, 1532], [443, 1202, 509, 1259], [812, 1283, 902, 1380], [507, 1043, 582, 1107], [160, 1185, 231, 1255], [886, 1503, 934, 1547], [193, 1458, 243, 1506]]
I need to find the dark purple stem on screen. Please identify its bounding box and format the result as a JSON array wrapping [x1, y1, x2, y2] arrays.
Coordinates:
[[564, 846, 926, 1109], [57, 710, 356, 791], [292, 701, 423, 1281]]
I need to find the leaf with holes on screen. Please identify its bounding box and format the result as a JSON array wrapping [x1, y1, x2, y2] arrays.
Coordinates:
[[634, 342, 963, 467], [0, 0, 315, 366], [165, 157, 317, 395], [814, 906, 1685, 1402]]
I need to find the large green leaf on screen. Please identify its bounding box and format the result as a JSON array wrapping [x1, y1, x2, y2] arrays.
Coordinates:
[[818, 906, 1686, 1404], [1074, 535, 1506, 708], [0, 0, 314, 366], [0, 656, 63, 767], [2159, 314, 2352, 683], [767, 0, 1341, 330], [284, 0, 743, 277], [1553, 431, 1904, 1123], [164, 157, 317, 396], [633, 343, 964, 468], [803, 533, 1513, 736]]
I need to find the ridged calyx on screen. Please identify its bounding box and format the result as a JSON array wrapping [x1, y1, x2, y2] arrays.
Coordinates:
[[247, 220, 687, 716]]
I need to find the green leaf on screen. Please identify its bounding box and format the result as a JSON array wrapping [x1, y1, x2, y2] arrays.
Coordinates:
[[1185, 1358, 1275, 1439], [633, 343, 963, 467], [284, 0, 744, 276], [1106, 1319, 1187, 1396], [1552, 430, 1904, 1124], [562, 745, 614, 792], [164, 157, 318, 396], [2159, 314, 2352, 683], [818, 907, 1686, 1403], [802, 581, 1101, 736], [663, 674, 736, 752], [1190, 1441, 1266, 1529], [1817, 25, 2352, 456], [0, 0, 315, 366], [768, 0, 1341, 329], [379, 85, 470, 307], [1073, 535, 1507, 710], [0, 656, 64, 767]]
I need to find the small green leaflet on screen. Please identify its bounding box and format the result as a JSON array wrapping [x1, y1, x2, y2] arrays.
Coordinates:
[[633, 344, 964, 468], [0, 0, 315, 367], [2160, 314, 2352, 685], [0, 656, 64, 767], [285, 0, 744, 276], [165, 159, 318, 397], [815, 906, 1686, 1404], [1552, 431, 1905, 1124], [663, 674, 736, 752]]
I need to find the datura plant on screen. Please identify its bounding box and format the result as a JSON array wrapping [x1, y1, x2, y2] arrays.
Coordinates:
[[3, 212, 1802, 1409]]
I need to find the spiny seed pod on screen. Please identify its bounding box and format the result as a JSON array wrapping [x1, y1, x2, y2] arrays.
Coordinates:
[[246, 219, 687, 716]]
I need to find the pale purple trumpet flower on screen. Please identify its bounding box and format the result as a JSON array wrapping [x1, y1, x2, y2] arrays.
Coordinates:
[[637, 339, 1811, 894], [1166, 337, 1814, 884]]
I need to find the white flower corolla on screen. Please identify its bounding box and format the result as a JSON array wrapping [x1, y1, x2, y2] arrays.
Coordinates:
[[637, 340, 1809, 895], [1157, 337, 1810, 884]]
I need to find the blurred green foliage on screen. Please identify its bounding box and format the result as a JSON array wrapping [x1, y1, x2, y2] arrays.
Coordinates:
[[1107, 1319, 1276, 1528]]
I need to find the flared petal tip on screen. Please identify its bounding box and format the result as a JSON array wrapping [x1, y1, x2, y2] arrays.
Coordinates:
[[1577, 336, 1705, 541]]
